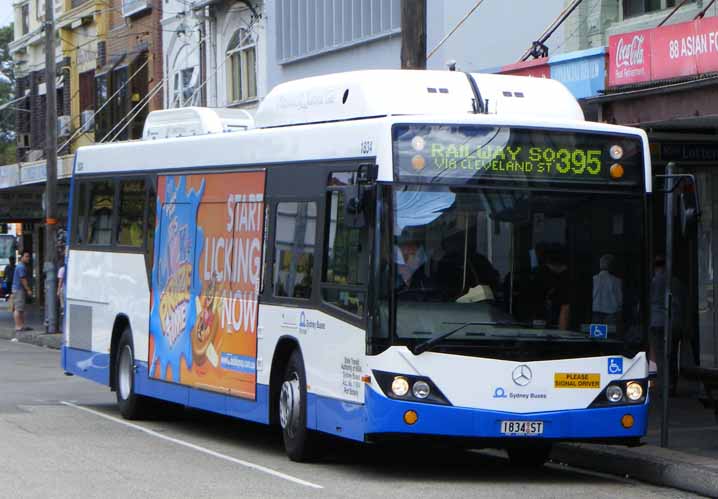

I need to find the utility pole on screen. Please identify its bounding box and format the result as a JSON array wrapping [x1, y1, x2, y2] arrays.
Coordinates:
[[401, 0, 426, 69], [44, 0, 58, 334]]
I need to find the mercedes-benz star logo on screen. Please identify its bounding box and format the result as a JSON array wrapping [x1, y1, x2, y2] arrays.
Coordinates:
[[512, 365, 532, 386]]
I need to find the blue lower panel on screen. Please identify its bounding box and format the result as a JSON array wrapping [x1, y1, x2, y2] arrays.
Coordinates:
[[62, 346, 110, 385], [365, 386, 648, 440], [134, 361, 269, 425], [309, 394, 367, 442]]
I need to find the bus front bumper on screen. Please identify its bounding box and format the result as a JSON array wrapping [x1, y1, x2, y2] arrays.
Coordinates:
[[363, 386, 648, 443]]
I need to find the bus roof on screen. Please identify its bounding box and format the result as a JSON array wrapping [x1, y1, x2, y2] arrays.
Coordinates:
[[254, 70, 584, 128]]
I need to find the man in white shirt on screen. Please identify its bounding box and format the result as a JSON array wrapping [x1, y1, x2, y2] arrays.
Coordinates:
[[592, 254, 623, 327]]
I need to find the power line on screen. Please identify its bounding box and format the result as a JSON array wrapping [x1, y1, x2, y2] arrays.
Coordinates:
[[427, 0, 487, 61]]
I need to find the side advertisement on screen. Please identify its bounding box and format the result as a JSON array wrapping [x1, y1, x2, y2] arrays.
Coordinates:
[[148, 171, 266, 399]]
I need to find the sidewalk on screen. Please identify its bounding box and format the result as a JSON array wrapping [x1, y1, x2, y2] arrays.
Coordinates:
[[2, 307, 718, 496], [0, 299, 62, 349], [553, 384, 718, 497]]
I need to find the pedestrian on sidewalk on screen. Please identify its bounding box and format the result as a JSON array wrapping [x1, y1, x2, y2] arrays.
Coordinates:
[[12, 251, 33, 333], [3, 255, 15, 302], [649, 254, 683, 392], [57, 248, 66, 331]]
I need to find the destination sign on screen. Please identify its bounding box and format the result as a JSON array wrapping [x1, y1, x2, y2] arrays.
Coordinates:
[[393, 124, 644, 186]]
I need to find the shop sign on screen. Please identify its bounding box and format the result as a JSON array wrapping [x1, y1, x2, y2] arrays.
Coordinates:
[[498, 57, 551, 78], [489, 48, 607, 100], [609, 16, 718, 86], [659, 143, 718, 162], [549, 47, 606, 99]]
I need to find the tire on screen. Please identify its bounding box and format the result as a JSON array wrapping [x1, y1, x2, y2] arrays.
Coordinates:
[[507, 443, 552, 468], [115, 328, 151, 420], [279, 350, 322, 461]]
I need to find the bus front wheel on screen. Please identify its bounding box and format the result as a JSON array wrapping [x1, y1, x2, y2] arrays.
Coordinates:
[[115, 328, 151, 420], [279, 350, 321, 461], [506, 443, 552, 467]]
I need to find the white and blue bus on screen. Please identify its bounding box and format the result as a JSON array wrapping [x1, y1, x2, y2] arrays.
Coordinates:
[[63, 70, 651, 465]]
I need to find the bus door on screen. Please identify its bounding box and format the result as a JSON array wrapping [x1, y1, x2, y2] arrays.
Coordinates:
[[148, 171, 266, 401]]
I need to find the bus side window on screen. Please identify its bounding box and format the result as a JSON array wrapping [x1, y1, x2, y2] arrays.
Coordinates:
[[273, 201, 317, 299], [116, 179, 146, 247], [146, 179, 157, 271], [322, 189, 367, 316], [87, 180, 115, 245], [74, 182, 89, 244]]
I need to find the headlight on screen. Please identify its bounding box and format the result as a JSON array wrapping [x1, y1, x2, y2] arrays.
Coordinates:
[[412, 380, 431, 399], [606, 385, 623, 403], [391, 376, 410, 397], [626, 381, 643, 401]]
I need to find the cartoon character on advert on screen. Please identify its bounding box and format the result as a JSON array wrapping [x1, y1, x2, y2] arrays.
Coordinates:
[[191, 277, 222, 370]]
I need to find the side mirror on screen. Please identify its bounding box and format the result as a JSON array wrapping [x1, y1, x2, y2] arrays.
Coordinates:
[[340, 184, 366, 229], [680, 190, 698, 236]]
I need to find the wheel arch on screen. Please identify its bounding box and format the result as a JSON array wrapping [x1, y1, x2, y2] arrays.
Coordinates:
[[109, 314, 131, 391], [268, 335, 302, 426]]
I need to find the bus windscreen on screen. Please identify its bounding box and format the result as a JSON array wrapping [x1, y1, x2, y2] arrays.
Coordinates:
[[393, 124, 644, 187]]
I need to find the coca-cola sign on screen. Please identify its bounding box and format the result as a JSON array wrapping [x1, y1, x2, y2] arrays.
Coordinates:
[[609, 29, 652, 85], [609, 16, 718, 86], [616, 35, 645, 67]]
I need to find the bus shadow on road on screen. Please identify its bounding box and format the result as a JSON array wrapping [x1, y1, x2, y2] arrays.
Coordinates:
[[79, 402, 620, 485]]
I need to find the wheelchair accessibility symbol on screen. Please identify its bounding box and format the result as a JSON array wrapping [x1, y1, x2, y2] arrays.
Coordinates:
[[589, 324, 608, 339], [608, 357, 623, 375]]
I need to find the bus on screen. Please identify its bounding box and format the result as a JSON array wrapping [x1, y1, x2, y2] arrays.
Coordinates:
[[63, 70, 651, 465]]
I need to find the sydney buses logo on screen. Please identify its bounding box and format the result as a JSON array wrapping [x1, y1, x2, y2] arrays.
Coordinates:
[[512, 365, 532, 386]]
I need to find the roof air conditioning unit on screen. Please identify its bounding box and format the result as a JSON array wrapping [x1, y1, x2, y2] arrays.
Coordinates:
[[57, 115, 71, 136], [80, 110, 94, 133], [142, 107, 255, 140]]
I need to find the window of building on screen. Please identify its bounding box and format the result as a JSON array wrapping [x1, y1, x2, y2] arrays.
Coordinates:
[[226, 28, 257, 104], [94, 74, 110, 141], [87, 180, 115, 245], [117, 179, 146, 247], [274, 201, 317, 299], [276, 0, 401, 63], [623, 0, 694, 18], [110, 66, 129, 141], [20, 4, 29, 35], [172, 66, 199, 107], [322, 178, 368, 315]]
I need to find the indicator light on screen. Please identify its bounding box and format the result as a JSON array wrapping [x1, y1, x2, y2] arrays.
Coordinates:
[[610, 163, 624, 180], [621, 414, 635, 429], [411, 154, 426, 171], [403, 410, 418, 425]]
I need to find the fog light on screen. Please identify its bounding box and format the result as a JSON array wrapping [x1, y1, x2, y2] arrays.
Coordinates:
[[404, 410, 418, 425], [610, 144, 624, 160], [621, 414, 634, 429], [610, 163, 624, 179], [391, 376, 410, 397], [606, 385, 623, 403], [626, 382, 643, 401], [412, 380, 431, 399]]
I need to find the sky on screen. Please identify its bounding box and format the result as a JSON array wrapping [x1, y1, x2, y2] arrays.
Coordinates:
[[0, 1, 13, 28]]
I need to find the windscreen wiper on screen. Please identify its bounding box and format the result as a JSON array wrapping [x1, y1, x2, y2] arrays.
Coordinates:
[[412, 321, 516, 355]]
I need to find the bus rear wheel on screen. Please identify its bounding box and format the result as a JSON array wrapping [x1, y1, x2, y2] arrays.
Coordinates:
[[506, 442, 552, 468], [116, 328, 151, 420], [279, 350, 322, 461]]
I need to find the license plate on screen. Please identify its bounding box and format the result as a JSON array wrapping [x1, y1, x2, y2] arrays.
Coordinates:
[[500, 420, 544, 435]]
